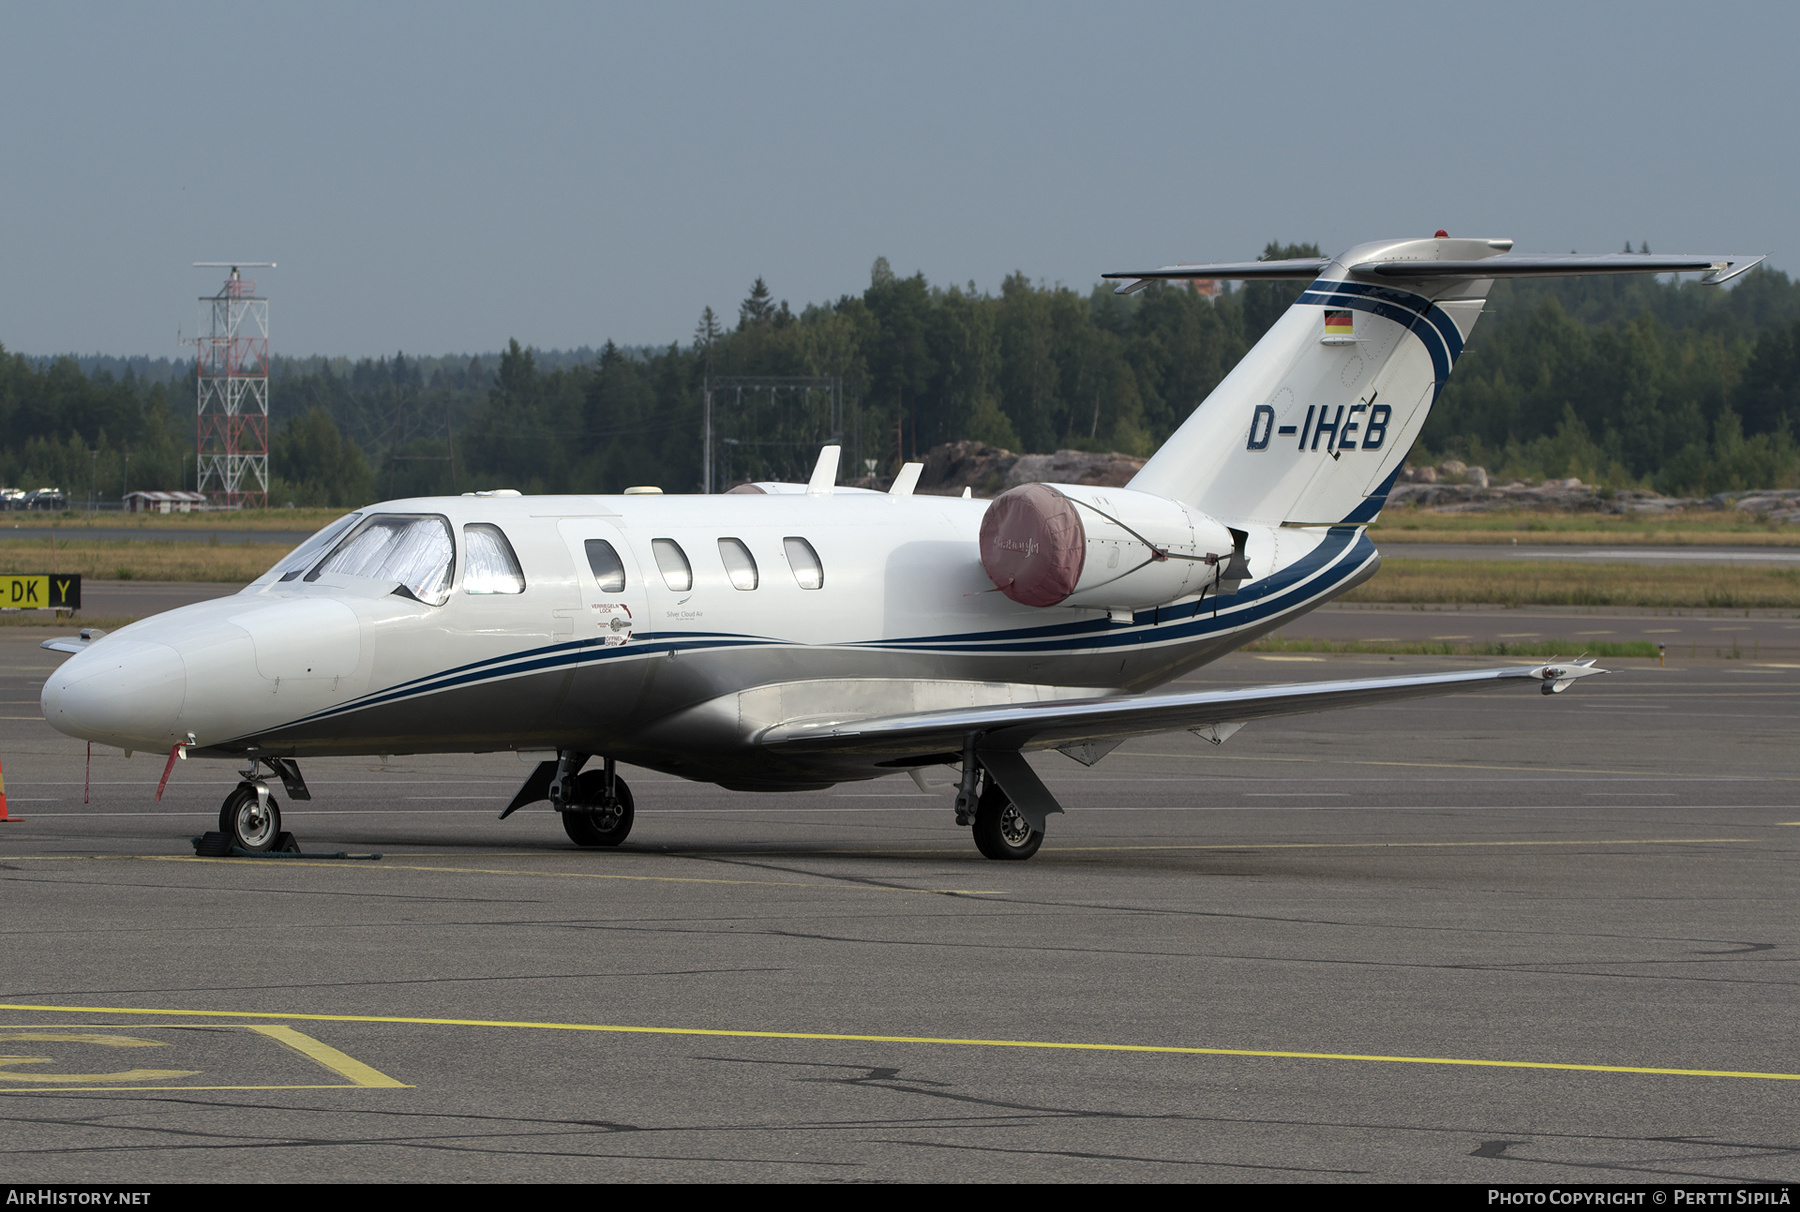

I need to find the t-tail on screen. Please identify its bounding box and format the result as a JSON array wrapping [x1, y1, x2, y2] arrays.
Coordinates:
[[1109, 236, 1765, 529]]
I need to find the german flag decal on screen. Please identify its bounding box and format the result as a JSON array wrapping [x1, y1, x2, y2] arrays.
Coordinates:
[[1324, 309, 1354, 337]]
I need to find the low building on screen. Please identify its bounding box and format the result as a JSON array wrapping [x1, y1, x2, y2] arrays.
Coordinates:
[[125, 490, 208, 515]]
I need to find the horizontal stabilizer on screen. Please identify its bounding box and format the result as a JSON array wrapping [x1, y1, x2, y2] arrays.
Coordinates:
[[1105, 258, 1332, 294], [760, 662, 1604, 760], [1105, 251, 1766, 294], [1350, 253, 1766, 285]]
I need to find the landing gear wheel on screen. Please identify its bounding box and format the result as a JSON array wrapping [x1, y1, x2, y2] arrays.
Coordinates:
[[562, 771, 634, 847], [972, 781, 1041, 861], [219, 785, 282, 853]]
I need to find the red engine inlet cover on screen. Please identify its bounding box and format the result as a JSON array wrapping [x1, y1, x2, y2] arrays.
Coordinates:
[[979, 483, 1086, 606]]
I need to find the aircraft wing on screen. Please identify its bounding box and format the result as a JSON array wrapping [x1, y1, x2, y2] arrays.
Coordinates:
[[760, 661, 1604, 763]]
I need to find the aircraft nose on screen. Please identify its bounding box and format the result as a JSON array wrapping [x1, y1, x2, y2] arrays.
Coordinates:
[[42, 640, 188, 747]]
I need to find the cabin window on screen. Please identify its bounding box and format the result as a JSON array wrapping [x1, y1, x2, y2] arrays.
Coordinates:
[[463, 524, 526, 594], [651, 538, 692, 592], [585, 539, 627, 593], [718, 538, 758, 590], [308, 513, 455, 606], [270, 512, 360, 582], [783, 536, 824, 590]]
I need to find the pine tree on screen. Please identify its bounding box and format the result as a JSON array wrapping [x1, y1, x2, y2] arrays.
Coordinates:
[[694, 306, 722, 351], [738, 279, 774, 329]]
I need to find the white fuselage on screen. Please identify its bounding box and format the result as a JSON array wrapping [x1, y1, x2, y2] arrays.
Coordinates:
[[40, 490, 1376, 790]]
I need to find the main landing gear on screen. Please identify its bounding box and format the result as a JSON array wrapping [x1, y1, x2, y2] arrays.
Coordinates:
[[953, 755, 1044, 861], [499, 751, 635, 848], [560, 764, 634, 847], [972, 781, 1043, 860]]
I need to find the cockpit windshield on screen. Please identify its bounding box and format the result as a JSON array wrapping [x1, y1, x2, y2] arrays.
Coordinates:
[[259, 512, 362, 586], [305, 514, 456, 605]]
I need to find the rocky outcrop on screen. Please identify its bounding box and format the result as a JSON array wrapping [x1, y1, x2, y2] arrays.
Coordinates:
[[1721, 489, 1800, 523], [1386, 472, 1800, 517], [916, 441, 1146, 497]]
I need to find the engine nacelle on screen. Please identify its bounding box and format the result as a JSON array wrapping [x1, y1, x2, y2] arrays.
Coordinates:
[[978, 483, 1236, 611]]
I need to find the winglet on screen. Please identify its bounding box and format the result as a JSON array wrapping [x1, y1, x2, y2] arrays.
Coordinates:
[[1702, 255, 1767, 285], [1533, 659, 1606, 695], [889, 462, 923, 496], [807, 445, 841, 495]]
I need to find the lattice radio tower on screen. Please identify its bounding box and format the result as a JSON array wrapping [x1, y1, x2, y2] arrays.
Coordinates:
[[192, 262, 274, 507]]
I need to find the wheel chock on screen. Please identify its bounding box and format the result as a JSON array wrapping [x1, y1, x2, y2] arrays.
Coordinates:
[[191, 831, 232, 856], [189, 832, 381, 860]]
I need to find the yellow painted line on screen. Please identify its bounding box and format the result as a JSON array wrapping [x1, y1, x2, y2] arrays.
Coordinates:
[[1025, 837, 1750, 854], [0, 1003, 1791, 1082], [0, 853, 1002, 895], [0, 839, 1752, 867], [1122, 750, 1800, 780], [637, 837, 1753, 859], [0, 1085, 391, 1094], [246, 1024, 408, 1088], [0, 1022, 412, 1093]]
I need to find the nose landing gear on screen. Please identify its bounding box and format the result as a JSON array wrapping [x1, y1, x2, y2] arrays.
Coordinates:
[[219, 783, 282, 852], [216, 757, 309, 853]]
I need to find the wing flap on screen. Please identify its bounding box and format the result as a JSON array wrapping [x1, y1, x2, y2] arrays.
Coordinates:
[[760, 662, 1604, 760]]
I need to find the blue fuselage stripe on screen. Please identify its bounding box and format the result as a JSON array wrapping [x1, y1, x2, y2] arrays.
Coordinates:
[[251, 528, 1377, 746]]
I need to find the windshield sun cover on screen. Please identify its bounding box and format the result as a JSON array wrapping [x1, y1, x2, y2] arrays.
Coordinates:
[[307, 514, 456, 605], [264, 512, 362, 584]]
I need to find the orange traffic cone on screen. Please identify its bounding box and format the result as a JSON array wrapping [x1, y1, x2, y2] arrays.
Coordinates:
[[0, 755, 13, 821]]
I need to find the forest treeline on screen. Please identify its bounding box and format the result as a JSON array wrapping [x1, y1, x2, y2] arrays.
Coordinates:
[[7, 240, 1800, 507]]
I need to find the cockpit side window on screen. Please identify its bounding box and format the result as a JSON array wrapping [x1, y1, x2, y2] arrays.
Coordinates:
[[307, 514, 456, 605], [585, 539, 627, 593], [463, 524, 526, 594], [267, 512, 361, 583]]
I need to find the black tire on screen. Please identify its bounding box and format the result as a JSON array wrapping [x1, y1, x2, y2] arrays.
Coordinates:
[[972, 780, 1042, 860], [562, 771, 634, 847], [219, 785, 282, 853]]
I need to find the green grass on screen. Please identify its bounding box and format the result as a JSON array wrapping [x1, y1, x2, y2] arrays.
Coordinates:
[[1371, 506, 1800, 546], [0, 539, 290, 583], [0, 613, 139, 630], [1, 508, 343, 531], [1346, 558, 1800, 609]]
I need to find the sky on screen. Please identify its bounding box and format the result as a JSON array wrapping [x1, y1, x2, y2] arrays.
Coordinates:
[[2, 1, 1795, 359]]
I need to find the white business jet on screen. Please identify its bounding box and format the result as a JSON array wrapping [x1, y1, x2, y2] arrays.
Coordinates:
[[39, 236, 1764, 858]]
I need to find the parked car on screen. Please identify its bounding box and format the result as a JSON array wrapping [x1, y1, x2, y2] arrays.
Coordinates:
[[0, 489, 24, 510], [23, 488, 66, 511]]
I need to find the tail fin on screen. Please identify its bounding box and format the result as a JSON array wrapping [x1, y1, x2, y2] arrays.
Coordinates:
[[1124, 236, 1499, 527], [1120, 238, 1764, 526]]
